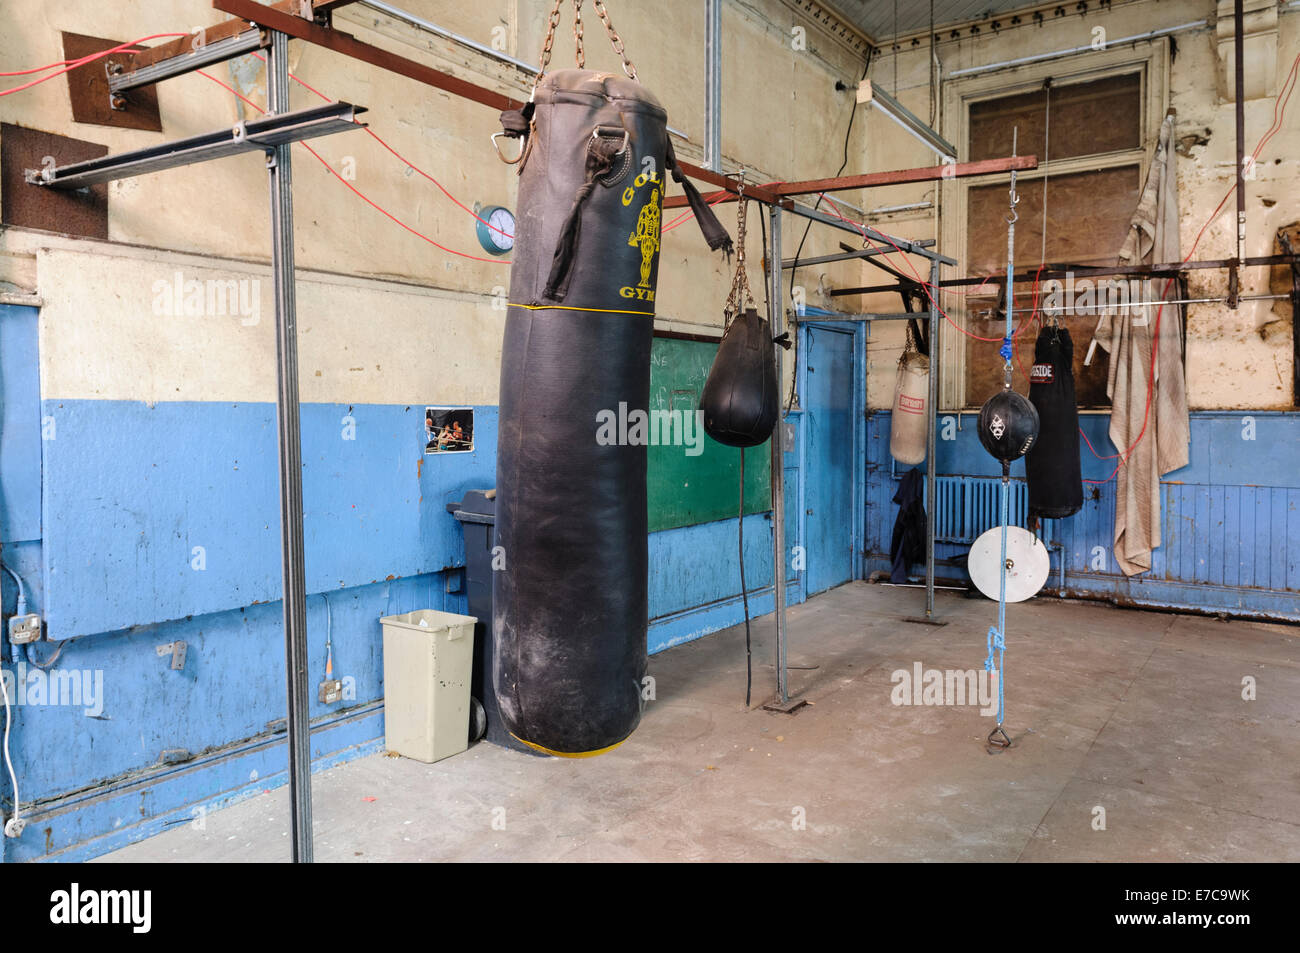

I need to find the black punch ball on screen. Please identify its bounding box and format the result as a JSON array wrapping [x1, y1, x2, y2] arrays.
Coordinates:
[[700, 307, 779, 448], [978, 388, 1040, 464]]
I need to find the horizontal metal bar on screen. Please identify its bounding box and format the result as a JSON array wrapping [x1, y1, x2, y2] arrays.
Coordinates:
[[27, 102, 365, 190], [781, 245, 933, 269], [949, 21, 1208, 78], [357, 0, 537, 73], [346, 1, 696, 139], [859, 80, 956, 159], [831, 254, 1300, 295], [985, 293, 1292, 316], [109, 27, 267, 93], [791, 312, 915, 322], [786, 201, 956, 265]]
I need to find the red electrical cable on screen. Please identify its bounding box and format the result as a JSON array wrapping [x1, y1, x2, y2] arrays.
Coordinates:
[[197, 69, 511, 264], [0, 33, 189, 94]]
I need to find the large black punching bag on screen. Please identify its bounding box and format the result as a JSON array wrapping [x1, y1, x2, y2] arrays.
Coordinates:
[[1025, 326, 1083, 518], [492, 70, 729, 757]]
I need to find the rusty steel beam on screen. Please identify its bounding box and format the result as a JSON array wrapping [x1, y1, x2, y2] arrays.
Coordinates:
[[664, 155, 1036, 208], [769, 155, 1038, 197], [831, 253, 1300, 297], [214, 0, 521, 111]]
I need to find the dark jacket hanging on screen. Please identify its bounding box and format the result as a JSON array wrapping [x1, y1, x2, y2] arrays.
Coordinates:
[[889, 467, 927, 584]]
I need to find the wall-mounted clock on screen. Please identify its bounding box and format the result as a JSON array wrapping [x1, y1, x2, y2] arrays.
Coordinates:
[[475, 204, 515, 255]]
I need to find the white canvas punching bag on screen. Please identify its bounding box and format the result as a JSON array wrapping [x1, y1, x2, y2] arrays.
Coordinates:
[[890, 349, 929, 465]]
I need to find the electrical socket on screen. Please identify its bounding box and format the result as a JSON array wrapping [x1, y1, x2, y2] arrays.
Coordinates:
[[318, 679, 343, 704], [8, 613, 41, 645]]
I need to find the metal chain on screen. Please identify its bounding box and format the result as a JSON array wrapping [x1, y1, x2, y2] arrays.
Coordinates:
[[535, 0, 565, 90], [593, 0, 638, 80], [573, 0, 585, 69], [725, 180, 756, 321]]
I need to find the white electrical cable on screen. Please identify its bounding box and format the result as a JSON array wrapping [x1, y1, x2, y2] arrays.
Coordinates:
[[0, 670, 22, 838]]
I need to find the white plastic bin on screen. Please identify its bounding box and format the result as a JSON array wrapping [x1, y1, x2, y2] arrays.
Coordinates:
[[379, 609, 477, 763]]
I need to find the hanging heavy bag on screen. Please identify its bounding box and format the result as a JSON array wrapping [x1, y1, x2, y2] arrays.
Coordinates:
[[701, 197, 782, 448], [890, 325, 930, 465], [1025, 325, 1083, 518], [490, 8, 731, 758]]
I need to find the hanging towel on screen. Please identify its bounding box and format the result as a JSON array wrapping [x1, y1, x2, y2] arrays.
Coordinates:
[[1087, 113, 1190, 576]]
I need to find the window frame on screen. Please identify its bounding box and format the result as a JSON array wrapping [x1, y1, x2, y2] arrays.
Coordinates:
[[937, 42, 1170, 410]]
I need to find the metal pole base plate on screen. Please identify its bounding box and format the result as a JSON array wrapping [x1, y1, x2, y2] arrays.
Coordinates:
[[762, 696, 809, 714]]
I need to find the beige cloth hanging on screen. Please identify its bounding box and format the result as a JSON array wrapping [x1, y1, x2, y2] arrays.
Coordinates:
[[1087, 113, 1190, 576]]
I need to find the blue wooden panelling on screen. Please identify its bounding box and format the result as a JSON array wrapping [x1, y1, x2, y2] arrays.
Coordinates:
[[39, 400, 496, 638], [0, 306, 42, 544], [866, 410, 1300, 617]]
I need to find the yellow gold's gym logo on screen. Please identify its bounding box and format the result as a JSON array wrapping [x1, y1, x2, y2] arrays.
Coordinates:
[[621, 163, 662, 302]]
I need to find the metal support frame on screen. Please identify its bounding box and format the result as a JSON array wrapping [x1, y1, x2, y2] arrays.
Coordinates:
[[266, 30, 314, 865], [780, 243, 935, 269], [925, 260, 941, 616], [25, 102, 364, 189], [704, 0, 722, 172], [1231, 0, 1246, 309], [831, 254, 1300, 297], [766, 204, 790, 706], [108, 27, 267, 94], [857, 79, 957, 160], [26, 18, 363, 863]]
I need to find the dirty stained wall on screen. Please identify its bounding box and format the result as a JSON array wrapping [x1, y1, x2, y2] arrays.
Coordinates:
[[846, 0, 1298, 411], [0, 0, 875, 861]]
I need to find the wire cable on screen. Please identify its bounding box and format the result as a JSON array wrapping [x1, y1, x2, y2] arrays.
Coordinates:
[[0, 33, 189, 96]]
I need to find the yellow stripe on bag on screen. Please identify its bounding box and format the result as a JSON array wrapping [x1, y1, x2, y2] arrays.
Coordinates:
[[510, 732, 629, 759], [509, 302, 655, 317]]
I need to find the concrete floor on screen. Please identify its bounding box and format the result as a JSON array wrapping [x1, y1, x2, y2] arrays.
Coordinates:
[[99, 583, 1300, 862]]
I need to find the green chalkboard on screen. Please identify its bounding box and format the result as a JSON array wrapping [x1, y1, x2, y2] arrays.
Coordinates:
[[647, 334, 772, 533]]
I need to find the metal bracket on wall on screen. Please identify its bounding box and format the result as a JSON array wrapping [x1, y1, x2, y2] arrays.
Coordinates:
[[25, 103, 366, 190], [156, 641, 188, 671]]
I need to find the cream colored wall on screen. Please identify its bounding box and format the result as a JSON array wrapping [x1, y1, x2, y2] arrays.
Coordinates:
[[854, 0, 1299, 411], [0, 0, 876, 405]]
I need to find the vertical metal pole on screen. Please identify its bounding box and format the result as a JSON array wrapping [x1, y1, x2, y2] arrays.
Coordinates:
[[705, 0, 723, 173], [1231, 0, 1246, 308], [767, 204, 789, 703], [266, 29, 313, 864], [924, 259, 939, 617]]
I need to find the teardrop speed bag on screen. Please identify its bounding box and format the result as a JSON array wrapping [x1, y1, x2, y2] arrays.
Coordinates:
[[493, 70, 668, 757], [1025, 326, 1083, 518], [701, 308, 780, 448]]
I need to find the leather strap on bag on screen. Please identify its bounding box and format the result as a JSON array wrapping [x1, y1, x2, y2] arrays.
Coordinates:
[[666, 139, 732, 256]]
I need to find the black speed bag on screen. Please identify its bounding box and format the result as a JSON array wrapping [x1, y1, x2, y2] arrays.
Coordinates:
[[701, 308, 780, 448], [978, 388, 1040, 464]]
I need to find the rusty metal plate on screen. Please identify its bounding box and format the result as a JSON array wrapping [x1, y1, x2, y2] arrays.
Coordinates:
[[62, 32, 163, 132], [1, 124, 109, 239]]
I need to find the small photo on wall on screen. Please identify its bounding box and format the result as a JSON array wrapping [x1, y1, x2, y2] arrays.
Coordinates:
[[425, 407, 474, 454]]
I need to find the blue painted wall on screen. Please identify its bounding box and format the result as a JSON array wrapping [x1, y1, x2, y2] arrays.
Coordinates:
[[0, 304, 801, 861], [866, 409, 1300, 620]]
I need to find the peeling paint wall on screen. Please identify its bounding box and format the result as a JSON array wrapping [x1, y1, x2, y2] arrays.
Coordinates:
[[852, 0, 1299, 411], [0, 0, 871, 860]]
